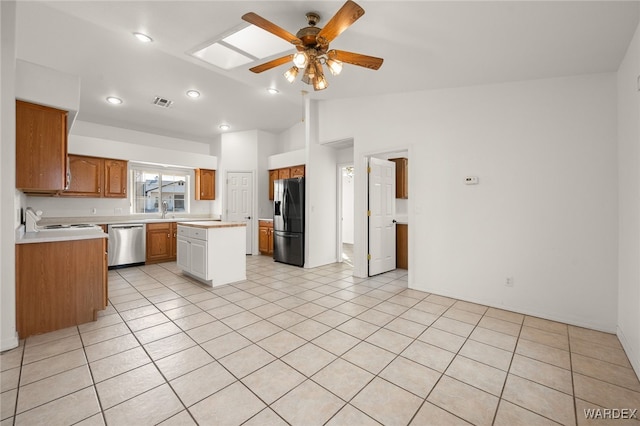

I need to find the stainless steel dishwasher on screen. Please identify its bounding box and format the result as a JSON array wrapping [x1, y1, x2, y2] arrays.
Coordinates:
[[108, 224, 146, 268]]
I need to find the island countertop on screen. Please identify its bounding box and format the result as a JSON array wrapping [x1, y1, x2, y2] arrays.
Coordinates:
[[177, 221, 246, 229]]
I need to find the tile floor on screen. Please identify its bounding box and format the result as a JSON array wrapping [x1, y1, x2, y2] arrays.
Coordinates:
[[1, 255, 639, 425]]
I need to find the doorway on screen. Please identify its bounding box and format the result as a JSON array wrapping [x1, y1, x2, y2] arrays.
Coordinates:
[[337, 164, 355, 266], [226, 171, 253, 254], [360, 149, 410, 278]]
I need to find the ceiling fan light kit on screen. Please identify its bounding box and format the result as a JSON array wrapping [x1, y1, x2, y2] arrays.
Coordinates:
[[242, 0, 383, 91]]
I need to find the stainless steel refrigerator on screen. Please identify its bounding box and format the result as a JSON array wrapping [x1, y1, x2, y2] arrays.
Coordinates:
[[273, 177, 305, 267]]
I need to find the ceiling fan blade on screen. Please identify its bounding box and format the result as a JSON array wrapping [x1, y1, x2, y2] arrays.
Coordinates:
[[330, 50, 383, 70], [316, 0, 365, 45], [249, 55, 294, 73], [242, 12, 302, 46]]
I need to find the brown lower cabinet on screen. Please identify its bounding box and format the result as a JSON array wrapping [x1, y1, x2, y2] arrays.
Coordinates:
[[16, 238, 108, 338], [146, 222, 177, 263], [396, 223, 408, 269], [258, 220, 274, 255]]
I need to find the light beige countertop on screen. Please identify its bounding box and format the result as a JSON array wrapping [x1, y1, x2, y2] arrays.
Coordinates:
[[16, 227, 107, 244], [36, 214, 220, 226], [177, 221, 246, 229], [258, 218, 273, 222]]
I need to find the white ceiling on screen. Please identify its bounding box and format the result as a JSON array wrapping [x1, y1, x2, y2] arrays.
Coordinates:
[[14, 1, 639, 144]]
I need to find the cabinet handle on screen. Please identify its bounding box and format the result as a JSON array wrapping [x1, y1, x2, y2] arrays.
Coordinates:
[[98, 187, 101, 193], [167, 233, 170, 238], [123, 187, 126, 194]]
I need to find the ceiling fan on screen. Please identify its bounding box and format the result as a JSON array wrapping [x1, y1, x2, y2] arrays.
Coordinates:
[[242, 0, 383, 91]]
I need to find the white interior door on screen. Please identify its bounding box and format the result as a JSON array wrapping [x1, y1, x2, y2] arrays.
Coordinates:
[[227, 172, 253, 254], [368, 157, 396, 276]]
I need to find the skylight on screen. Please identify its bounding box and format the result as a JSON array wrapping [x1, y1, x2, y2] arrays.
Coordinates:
[[190, 24, 293, 70]]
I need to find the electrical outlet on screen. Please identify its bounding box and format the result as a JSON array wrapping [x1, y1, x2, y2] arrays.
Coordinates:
[[505, 277, 514, 287]]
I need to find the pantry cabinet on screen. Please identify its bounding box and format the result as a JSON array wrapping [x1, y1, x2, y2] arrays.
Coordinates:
[[146, 222, 177, 263], [268, 165, 305, 200], [389, 157, 408, 199], [195, 168, 215, 200], [259, 220, 274, 255], [16, 100, 68, 193], [62, 155, 127, 198]]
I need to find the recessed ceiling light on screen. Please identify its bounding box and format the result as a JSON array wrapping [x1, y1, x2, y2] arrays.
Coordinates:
[[133, 32, 153, 43], [267, 88, 279, 95], [219, 124, 230, 131], [186, 90, 200, 99], [106, 96, 122, 105]]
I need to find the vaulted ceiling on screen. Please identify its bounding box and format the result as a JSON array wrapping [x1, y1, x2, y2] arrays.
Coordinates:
[[14, 1, 639, 143]]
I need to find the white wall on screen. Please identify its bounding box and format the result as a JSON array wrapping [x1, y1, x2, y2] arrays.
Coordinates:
[[220, 130, 279, 254], [277, 121, 305, 152], [73, 121, 212, 155], [0, 0, 19, 351], [319, 73, 619, 333], [305, 99, 338, 268], [617, 20, 640, 377], [256, 130, 278, 219]]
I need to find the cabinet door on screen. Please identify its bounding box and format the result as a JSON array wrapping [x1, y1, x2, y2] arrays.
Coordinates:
[[170, 223, 178, 259], [146, 223, 172, 263], [278, 168, 290, 179], [176, 238, 190, 270], [396, 224, 408, 269], [268, 170, 278, 200], [63, 155, 103, 197], [190, 239, 207, 279], [16, 100, 68, 192], [195, 169, 216, 200], [259, 226, 270, 254], [104, 159, 128, 198], [290, 165, 305, 178]]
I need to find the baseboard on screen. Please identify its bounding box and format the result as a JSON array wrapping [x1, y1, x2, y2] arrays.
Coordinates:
[[414, 285, 617, 334], [1, 332, 19, 352], [617, 326, 640, 379]]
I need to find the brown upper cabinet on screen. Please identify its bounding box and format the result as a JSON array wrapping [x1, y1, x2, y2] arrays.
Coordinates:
[[16, 100, 68, 193], [104, 158, 128, 198], [278, 168, 290, 179], [195, 168, 215, 200], [268, 165, 305, 200], [290, 165, 305, 178], [389, 157, 408, 199], [62, 155, 127, 198]]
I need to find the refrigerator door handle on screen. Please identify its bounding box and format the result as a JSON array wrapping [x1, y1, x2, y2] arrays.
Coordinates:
[[274, 201, 281, 216]]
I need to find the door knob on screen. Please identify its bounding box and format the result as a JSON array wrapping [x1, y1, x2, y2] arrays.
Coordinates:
[[392, 219, 397, 223], [244, 216, 251, 219]]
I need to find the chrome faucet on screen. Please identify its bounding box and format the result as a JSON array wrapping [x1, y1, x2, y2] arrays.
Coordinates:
[[161, 200, 168, 219]]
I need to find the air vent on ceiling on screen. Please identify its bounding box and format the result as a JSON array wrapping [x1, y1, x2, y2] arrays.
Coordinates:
[[152, 96, 173, 108]]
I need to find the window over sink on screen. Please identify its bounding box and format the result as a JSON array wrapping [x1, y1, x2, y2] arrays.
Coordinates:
[[131, 165, 190, 214]]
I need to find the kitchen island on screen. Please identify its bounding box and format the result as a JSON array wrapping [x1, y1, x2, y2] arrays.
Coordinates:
[[176, 221, 246, 287]]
